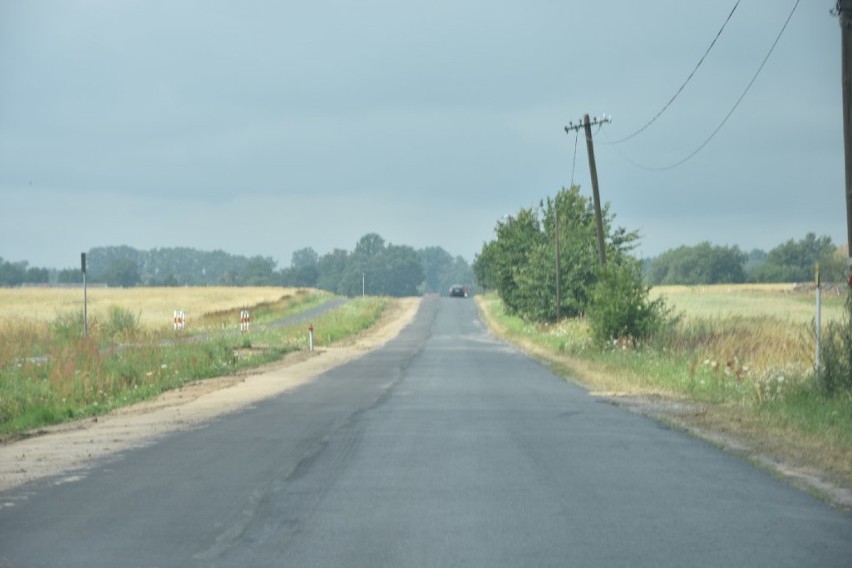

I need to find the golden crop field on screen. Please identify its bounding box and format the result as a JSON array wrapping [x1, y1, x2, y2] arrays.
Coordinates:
[[650, 283, 846, 324], [0, 287, 304, 330]]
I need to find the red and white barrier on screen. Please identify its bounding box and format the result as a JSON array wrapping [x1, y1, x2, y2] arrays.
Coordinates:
[[174, 310, 186, 331]]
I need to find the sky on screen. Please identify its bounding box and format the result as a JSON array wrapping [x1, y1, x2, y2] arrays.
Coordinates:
[[0, 0, 845, 270]]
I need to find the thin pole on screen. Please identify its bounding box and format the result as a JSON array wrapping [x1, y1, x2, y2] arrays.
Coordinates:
[[816, 263, 822, 370], [841, 0, 852, 282], [555, 204, 561, 322], [81, 252, 88, 338], [583, 114, 607, 267], [83, 271, 88, 338]]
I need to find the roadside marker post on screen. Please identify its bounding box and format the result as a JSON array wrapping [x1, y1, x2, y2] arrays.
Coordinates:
[[81, 252, 88, 338], [308, 323, 314, 352], [174, 310, 186, 332], [816, 263, 822, 370], [240, 309, 250, 333]]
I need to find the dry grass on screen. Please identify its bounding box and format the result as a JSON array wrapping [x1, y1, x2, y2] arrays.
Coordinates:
[[651, 283, 845, 324], [0, 287, 308, 331]]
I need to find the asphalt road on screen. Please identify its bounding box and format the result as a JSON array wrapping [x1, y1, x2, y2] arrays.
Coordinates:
[[1, 296, 850, 567]]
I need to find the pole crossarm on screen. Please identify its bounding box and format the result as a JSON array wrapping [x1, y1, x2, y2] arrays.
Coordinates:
[[563, 113, 610, 267], [564, 115, 611, 134]]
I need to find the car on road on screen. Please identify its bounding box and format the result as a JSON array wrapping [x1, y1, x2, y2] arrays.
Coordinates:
[[448, 285, 468, 298]]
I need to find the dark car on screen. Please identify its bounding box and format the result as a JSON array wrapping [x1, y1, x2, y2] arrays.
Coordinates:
[[449, 285, 468, 298]]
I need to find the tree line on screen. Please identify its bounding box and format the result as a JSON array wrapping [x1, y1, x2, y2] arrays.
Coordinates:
[[644, 233, 843, 286], [2, 229, 841, 291], [0, 235, 474, 298], [471, 185, 845, 342]]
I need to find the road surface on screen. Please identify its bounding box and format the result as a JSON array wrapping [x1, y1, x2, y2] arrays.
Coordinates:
[[1, 296, 850, 567]]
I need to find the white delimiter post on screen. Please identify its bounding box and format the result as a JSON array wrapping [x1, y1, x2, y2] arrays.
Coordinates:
[[81, 252, 88, 338], [816, 263, 822, 370]]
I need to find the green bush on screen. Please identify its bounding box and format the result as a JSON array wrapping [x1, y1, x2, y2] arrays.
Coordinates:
[[817, 295, 852, 396], [586, 262, 669, 346], [101, 305, 141, 341], [51, 309, 86, 344]]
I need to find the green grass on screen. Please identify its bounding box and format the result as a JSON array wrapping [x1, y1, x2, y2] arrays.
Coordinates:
[[0, 293, 388, 439]]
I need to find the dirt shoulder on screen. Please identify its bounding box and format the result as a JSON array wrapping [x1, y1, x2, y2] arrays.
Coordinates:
[[475, 297, 852, 512], [0, 297, 421, 493]]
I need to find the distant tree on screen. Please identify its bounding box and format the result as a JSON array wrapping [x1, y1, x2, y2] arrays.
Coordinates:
[[57, 268, 84, 284], [473, 240, 501, 291], [104, 258, 142, 288], [26, 267, 50, 284], [822, 245, 848, 283], [0, 258, 27, 287], [148, 273, 180, 287], [87, 245, 142, 282], [420, 246, 454, 293], [316, 249, 349, 293], [419, 246, 474, 294], [334, 234, 425, 297], [645, 243, 746, 285], [354, 233, 386, 258], [241, 256, 280, 286], [220, 270, 239, 286], [338, 234, 387, 296], [283, 247, 319, 287], [748, 233, 836, 283], [744, 249, 768, 274], [382, 244, 424, 296]]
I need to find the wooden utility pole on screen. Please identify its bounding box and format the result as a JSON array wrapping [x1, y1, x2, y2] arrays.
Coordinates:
[[840, 0, 852, 284], [564, 114, 611, 267], [555, 207, 561, 321]]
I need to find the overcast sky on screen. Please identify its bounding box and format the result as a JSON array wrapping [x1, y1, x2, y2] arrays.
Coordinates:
[[0, 0, 844, 270]]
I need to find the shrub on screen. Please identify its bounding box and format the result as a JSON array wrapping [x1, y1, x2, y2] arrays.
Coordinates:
[[52, 309, 86, 344], [586, 262, 669, 346], [817, 295, 852, 395], [101, 305, 141, 342]]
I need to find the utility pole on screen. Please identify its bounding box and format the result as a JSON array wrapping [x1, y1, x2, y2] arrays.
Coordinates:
[[555, 207, 561, 321], [565, 113, 611, 267], [839, 0, 852, 284]]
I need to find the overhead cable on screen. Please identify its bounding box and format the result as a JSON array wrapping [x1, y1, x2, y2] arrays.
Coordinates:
[[605, 0, 741, 145], [612, 0, 801, 171]]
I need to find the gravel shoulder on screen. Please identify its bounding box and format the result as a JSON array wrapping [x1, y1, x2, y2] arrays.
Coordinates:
[[0, 297, 421, 493]]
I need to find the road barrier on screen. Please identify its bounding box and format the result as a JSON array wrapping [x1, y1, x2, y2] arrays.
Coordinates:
[[174, 310, 186, 331]]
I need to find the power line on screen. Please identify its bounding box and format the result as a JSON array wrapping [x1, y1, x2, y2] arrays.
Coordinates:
[[610, 0, 801, 171], [605, 0, 741, 145]]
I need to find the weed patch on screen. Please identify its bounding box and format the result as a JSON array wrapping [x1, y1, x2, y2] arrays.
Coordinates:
[[0, 291, 387, 439]]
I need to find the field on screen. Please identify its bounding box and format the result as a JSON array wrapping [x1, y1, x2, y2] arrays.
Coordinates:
[[650, 283, 846, 324], [0, 286, 302, 330], [0, 287, 388, 438]]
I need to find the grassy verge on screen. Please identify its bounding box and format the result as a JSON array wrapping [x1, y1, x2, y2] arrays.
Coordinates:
[[0, 292, 388, 439], [476, 293, 852, 507]]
